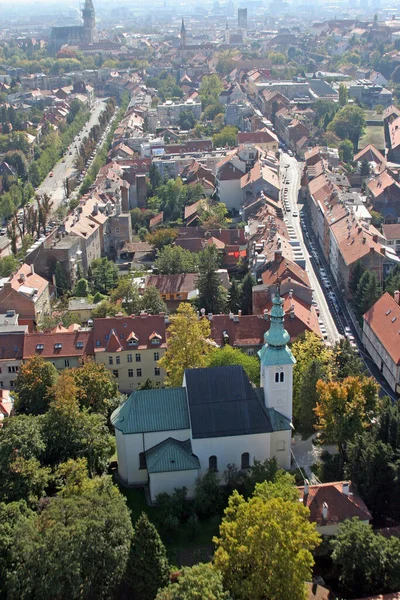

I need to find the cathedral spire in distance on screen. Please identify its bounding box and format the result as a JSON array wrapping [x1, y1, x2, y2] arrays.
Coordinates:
[[180, 18, 186, 47]]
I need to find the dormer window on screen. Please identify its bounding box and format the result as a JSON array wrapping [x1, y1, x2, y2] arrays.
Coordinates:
[[151, 338, 161, 345], [76, 342, 84, 349], [36, 344, 44, 351], [54, 343, 62, 350]]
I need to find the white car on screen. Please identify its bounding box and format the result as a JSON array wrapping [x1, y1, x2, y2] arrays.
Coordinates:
[[292, 211, 298, 217]]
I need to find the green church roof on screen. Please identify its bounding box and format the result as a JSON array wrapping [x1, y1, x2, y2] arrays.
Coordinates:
[[111, 388, 190, 434], [146, 438, 200, 474]]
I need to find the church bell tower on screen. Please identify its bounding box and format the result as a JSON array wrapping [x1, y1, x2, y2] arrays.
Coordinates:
[[180, 18, 187, 47], [258, 288, 296, 422], [82, 0, 96, 44]]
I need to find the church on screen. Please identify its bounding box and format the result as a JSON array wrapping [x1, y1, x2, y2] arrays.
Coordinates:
[[50, 0, 96, 53], [111, 290, 295, 503]]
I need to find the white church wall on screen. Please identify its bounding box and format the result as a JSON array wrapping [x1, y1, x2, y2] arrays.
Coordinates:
[[261, 364, 293, 421], [149, 469, 199, 502], [192, 432, 271, 476], [270, 430, 292, 470]]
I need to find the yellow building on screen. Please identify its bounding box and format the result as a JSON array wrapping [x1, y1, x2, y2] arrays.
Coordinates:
[[93, 314, 167, 392]]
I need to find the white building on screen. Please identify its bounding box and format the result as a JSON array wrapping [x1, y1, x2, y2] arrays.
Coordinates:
[[112, 291, 295, 502]]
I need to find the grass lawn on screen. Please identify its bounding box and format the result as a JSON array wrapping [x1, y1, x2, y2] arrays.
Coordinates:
[[358, 125, 385, 152], [119, 486, 220, 566]]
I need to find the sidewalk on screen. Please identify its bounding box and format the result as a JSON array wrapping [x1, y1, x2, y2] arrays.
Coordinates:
[[291, 433, 338, 483]]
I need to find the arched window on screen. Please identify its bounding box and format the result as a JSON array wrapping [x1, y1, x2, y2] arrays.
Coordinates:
[[241, 452, 250, 469], [139, 452, 147, 470], [275, 372, 279, 383], [280, 371, 285, 383], [209, 455, 218, 472]]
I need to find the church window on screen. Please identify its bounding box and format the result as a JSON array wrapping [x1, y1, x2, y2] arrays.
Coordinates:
[[241, 452, 250, 469], [209, 455, 218, 472], [275, 372, 279, 383], [280, 372, 285, 383], [139, 452, 147, 469]]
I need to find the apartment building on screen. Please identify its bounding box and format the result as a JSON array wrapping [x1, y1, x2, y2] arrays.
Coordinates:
[[93, 315, 167, 392], [23, 330, 94, 371], [0, 333, 24, 390], [157, 99, 202, 127], [0, 264, 51, 328], [363, 292, 400, 394]]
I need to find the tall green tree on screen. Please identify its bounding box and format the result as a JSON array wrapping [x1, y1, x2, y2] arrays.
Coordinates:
[[333, 338, 364, 379], [196, 245, 227, 314], [339, 139, 354, 162], [73, 360, 119, 416], [327, 104, 365, 146], [141, 285, 168, 315], [110, 275, 141, 314], [206, 345, 260, 385], [159, 303, 212, 387], [126, 513, 170, 600], [228, 278, 242, 313], [338, 82, 348, 106], [156, 563, 230, 600], [6, 479, 133, 600], [240, 273, 254, 315], [349, 260, 365, 297], [54, 261, 69, 296], [355, 270, 381, 323], [14, 355, 58, 416], [90, 257, 119, 295], [155, 245, 199, 274], [213, 481, 320, 600]]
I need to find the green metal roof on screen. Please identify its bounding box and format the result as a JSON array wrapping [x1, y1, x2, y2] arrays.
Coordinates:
[[258, 344, 296, 367], [145, 438, 200, 474], [111, 388, 190, 434], [266, 408, 292, 431]]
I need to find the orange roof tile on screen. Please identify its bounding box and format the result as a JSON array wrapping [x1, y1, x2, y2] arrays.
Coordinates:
[[363, 292, 400, 365], [298, 481, 371, 526]]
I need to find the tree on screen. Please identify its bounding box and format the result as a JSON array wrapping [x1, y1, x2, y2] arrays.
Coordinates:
[[126, 513, 170, 600], [155, 245, 199, 274], [196, 245, 227, 314], [110, 275, 141, 314], [355, 270, 381, 323], [141, 285, 168, 315], [331, 519, 388, 598], [199, 74, 223, 109], [6, 479, 133, 600], [338, 82, 348, 106], [332, 338, 364, 379], [149, 162, 162, 193], [156, 563, 230, 600], [370, 210, 384, 229], [349, 260, 365, 297], [327, 105, 366, 146], [339, 138, 354, 162], [228, 278, 242, 313], [91, 300, 122, 318], [199, 202, 228, 230], [28, 161, 41, 187], [159, 303, 212, 387], [314, 376, 379, 458], [213, 482, 320, 600], [73, 277, 90, 297], [297, 359, 326, 437], [291, 332, 334, 431], [90, 257, 119, 295], [206, 346, 260, 385], [147, 228, 179, 251], [178, 109, 196, 130], [73, 360, 119, 416], [14, 355, 58, 415], [213, 126, 238, 148], [240, 273, 254, 315], [0, 254, 18, 277], [360, 159, 371, 177], [54, 261, 69, 296]]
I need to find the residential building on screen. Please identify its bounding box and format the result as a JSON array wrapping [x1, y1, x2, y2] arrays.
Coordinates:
[[0, 390, 13, 424], [93, 314, 167, 393], [143, 273, 198, 311], [237, 129, 279, 153], [366, 170, 400, 223], [383, 223, 400, 255], [363, 292, 400, 394], [111, 291, 294, 501], [241, 160, 280, 205], [157, 99, 202, 127], [298, 481, 371, 536], [0, 264, 51, 328], [0, 333, 24, 390], [23, 329, 94, 371]]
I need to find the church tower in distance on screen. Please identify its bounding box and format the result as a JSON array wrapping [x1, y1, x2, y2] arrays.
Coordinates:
[[180, 18, 186, 47], [82, 0, 96, 44], [258, 288, 296, 422]]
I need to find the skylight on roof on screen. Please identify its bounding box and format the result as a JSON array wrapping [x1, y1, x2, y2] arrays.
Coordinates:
[[386, 310, 391, 316], [36, 344, 44, 350], [392, 317, 397, 323]]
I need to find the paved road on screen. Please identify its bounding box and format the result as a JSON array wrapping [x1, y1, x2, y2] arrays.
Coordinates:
[[35, 99, 108, 212], [280, 152, 341, 345]]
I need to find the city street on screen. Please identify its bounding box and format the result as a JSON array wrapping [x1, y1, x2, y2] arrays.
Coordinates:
[[280, 152, 341, 345], [35, 98, 108, 212]]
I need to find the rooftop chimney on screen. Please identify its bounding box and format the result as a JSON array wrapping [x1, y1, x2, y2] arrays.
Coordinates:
[[30, 264, 35, 275], [238, 309, 242, 317], [274, 250, 282, 262], [322, 502, 328, 520], [394, 290, 400, 305], [342, 482, 350, 496], [263, 309, 269, 320]]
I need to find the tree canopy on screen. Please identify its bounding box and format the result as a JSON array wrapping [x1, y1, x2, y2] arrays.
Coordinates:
[[156, 564, 230, 600]]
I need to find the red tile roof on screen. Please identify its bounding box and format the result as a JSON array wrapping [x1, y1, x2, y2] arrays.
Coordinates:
[[261, 256, 311, 288], [354, 143, 385, 164], [23, 331, 94, 359], [93, 315, 167, 352], [298, 481, 371, 526], [145, 273, 198, 295], [363, 292, 400, 365], [10, 264, 49, 300], [0, 333, 24, 360], [237, 128, 278, 145]]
